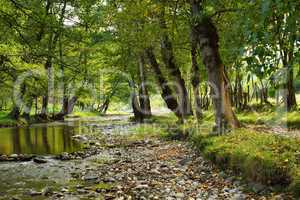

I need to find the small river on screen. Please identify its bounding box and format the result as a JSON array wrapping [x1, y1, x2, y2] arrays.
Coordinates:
[[0, 122, 83, 155], [0, 115, 133, 199]]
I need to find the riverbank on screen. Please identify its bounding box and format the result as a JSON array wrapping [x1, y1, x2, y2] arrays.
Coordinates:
[[139, 114, 300, 197], [0, 114, 295, 199]]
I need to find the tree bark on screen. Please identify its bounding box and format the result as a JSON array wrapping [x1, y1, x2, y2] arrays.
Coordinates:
[[138, 55, 152, 117], [190, 0, 240, 132], [145, 47, 183, 121], [54, 96, 77, 120], [67, 96, 78, 114], [284, 65, 297, 111], [9, 106, 21, 120], [159, 9, 192, 117], [129, 79, 144, 123], [190, 35, 203, 120]]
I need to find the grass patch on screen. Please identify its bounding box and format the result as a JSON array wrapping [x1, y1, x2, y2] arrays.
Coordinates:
[[236, 109, 300, 129], [190, 129, 300, 196], [128, 123, 170, 141], [69, 111, 101, 118]]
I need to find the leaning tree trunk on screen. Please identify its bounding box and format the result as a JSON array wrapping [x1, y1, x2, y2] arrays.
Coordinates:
[[138, 55, 152, 117], [190, 0, 240, 132], [99, 98, 110, 114], [98, 78, 120, 114], [145, 47, 183, 121], [129, 79, 144, 123], [190, 33, 203, 120], [159, 9, 192, 117]]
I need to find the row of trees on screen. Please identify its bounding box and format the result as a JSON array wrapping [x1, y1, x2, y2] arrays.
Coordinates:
[[0, 0, 299, 133]]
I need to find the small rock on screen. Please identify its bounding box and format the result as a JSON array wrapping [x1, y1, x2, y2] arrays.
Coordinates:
[[175, 193, 185, 198], [61, 188, 69, 193], [9, 154, 19, 158], [135, 184, 149, 189], [27, 190, 42, 196], [72, 135, 88, 141], [232, 193, 247, 200], [250, 183, 266, 193], [59, 152, 71, 160], [33, 157, 47, 164], [77, 189, 88, 194], [83, 175, 98, 181], [42, 187, 53, 196], [0, 155, 8, 161]]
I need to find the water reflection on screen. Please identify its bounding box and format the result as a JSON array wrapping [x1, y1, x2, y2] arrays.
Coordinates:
[[0, 124, 82, 155]]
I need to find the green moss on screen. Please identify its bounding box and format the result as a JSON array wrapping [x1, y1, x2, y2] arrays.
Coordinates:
[[189, 129, 300, 195], [93, 182, 115, 191]]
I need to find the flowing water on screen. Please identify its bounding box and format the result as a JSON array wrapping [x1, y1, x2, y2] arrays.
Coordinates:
[[0, 115, 133, 199]]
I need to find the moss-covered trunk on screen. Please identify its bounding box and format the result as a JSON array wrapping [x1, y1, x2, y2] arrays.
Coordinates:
[[190, 0, 240, 132]]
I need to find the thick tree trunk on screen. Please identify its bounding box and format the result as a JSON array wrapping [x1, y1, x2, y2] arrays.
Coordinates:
[[145, 47, 183, 121], [67, 96, 77, 114], [61, 96, 69, 114], [159, 10, 192, 117], [190, 0, 240, 132], [138, 55, 152, 117], [190, 37, 203, 120], [129, 80, 144, 123], [54, 96, 77, 120], [284, 66, 297, 111], [9, 106, 20, 120], [223, 69, 240, 128]]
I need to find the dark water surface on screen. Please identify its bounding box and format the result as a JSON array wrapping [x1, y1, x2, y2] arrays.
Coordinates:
[[0, 122, 83, 155]]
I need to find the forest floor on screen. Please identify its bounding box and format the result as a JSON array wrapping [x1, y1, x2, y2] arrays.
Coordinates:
[[0, 115, 295, 199]]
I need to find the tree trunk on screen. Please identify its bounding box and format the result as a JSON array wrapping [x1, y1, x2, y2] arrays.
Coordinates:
[[284, 66, 297, 111], [145, 47, 183, 121], [61, 96, 69, 115], [138, 55, 152, 117], [159, 9, 192, 117], [129, 79, 144, 123], [9, 82, 26, 120], [98, 78, 120, 114], [190, 35, 203, 120], [67, 96, 77, 114], [23, 100, 32, 121], [99, 98, 110, 114], [9, 106, 20, 120], [190, 0, 240, 132], [41, 58, 52, 117], [42, 1, 67, 118]]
